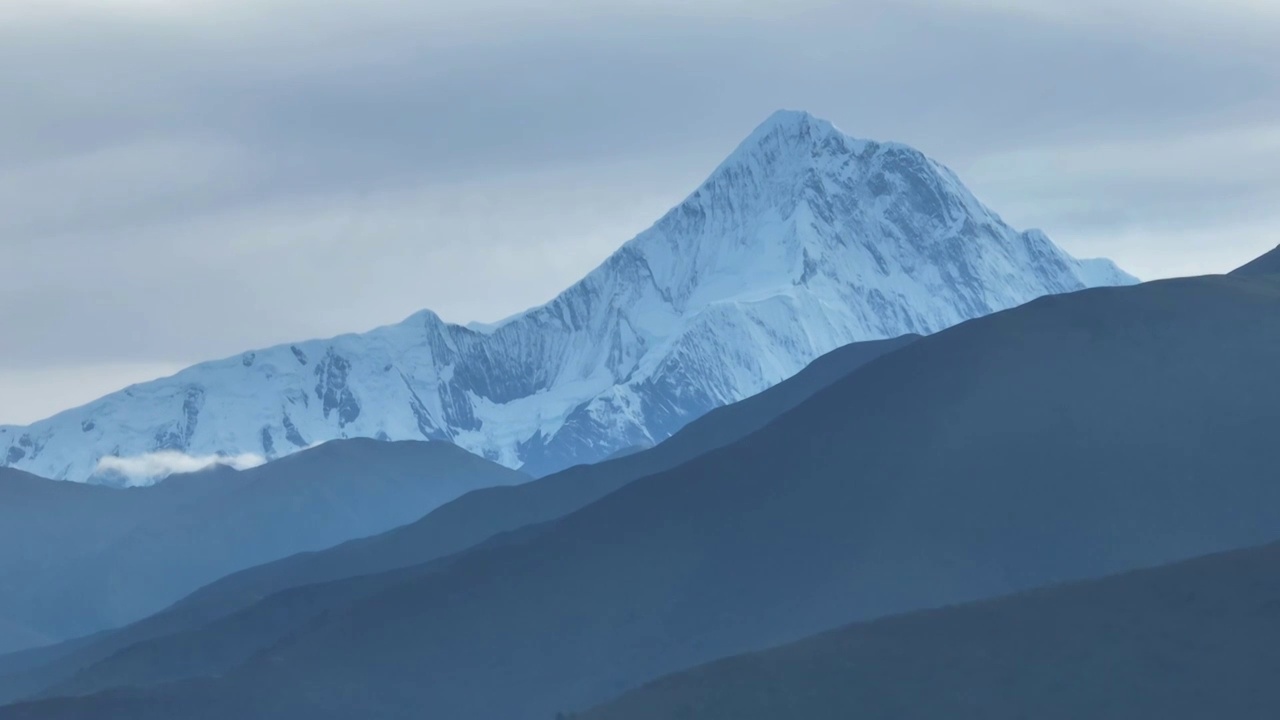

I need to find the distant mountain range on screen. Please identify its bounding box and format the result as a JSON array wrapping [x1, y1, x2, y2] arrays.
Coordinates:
[[6, 259, 1277, 720], [0, 109, 1135, 483]]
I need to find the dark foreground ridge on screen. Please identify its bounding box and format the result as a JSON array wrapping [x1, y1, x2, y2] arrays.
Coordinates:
[[587, 541, 1280, 720], [7, 272, 1280, 719]]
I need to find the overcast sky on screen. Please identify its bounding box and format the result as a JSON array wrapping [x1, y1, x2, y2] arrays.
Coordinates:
[[2, 0, 1278, 425]]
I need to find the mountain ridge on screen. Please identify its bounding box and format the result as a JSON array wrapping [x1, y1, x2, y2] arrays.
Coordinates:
[[1231, 244, 1280, 275], [0, 335, 917, 704], [9, 272, 1280, 720], [0, 109, 1135, 482], [0, 439, 527, 655], [585, 541, 1280, 720]]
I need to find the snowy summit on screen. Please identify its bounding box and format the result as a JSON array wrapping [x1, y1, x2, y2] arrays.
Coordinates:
[[0, 110, 1136, 484]]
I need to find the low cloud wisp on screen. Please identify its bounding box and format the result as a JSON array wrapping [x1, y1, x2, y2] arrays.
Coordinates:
[[94, 451, 266, 487]]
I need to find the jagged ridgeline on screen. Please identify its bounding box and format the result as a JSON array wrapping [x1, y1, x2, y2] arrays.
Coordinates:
[[0, 111, 1134, 483]]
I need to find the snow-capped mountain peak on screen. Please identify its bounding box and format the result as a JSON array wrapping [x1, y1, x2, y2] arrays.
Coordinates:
[[0, 110, 1137, 483]]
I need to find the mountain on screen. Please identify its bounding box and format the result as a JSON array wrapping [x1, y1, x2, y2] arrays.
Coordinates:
[[7, 271, 1279, 720], [0, 439, 526, 655], [0, 110, 1134, 483], [0, 468, 220, 654], [0, 335, 918, 704], [585, 541, 1280, 720], [1231, 244, 1280, 275]]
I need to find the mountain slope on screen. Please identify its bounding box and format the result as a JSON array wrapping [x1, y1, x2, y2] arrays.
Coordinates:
[[0, 110, 1134, 483], [8, 273, 1279, 720], [1231, 244, 1280, 275], [190, 335, 920, 607], [0, 468, 225, 655], [0, 440, 526, 655], [585, 542, 1280, 720], [0, 335, 918, 703]]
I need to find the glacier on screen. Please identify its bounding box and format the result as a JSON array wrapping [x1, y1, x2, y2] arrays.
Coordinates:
[[0, 110, 1137, 484]]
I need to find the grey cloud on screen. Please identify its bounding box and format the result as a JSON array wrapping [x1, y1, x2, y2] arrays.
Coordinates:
[[7, 2, 1277, 177], [0, 0, 1277, 420]]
